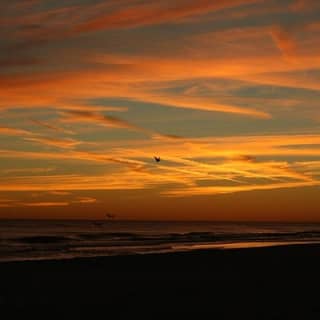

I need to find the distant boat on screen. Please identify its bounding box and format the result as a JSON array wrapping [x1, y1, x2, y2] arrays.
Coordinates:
[[154, 156, 160, 162]]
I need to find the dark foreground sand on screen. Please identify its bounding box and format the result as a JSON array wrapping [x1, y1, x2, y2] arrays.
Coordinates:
[[1, 244, 320, 317]]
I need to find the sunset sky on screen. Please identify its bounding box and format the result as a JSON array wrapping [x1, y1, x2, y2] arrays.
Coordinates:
[[1, 0, 320, 220]]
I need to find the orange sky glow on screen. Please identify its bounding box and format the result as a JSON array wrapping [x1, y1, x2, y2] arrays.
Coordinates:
[[1, 0, 320, 220]]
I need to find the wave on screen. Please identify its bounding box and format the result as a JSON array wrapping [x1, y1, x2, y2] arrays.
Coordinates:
[[12, 235, 74, 244], [9, 230, 320, 245], [2, 223, 320, 262]]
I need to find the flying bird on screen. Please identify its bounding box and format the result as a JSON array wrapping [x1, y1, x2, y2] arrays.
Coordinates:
[[154, 156, 160, 162], [105, 213, 116, 220]]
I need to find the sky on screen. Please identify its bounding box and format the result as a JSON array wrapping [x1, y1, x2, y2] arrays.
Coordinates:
[[1, 0, 320, 220]]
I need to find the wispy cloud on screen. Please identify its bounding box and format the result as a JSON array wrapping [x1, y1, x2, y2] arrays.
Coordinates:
[[2, 167, 56, 174], [74, 197, 97, 204], [0, 126, 32, 136], [1, 0, 320, 214], [30, 119, 75, 135], [48, 190, 72, 196], [290, 0, 319, 11], [0, 199, 17, 207], [23, 202, 70, 207], [60, 109, 186, 139], [73, 0, 261, 33], [270, 25, 297, 58], [60, 110, 147, 132], [163, 180, 320, 197], [0, 133, 320, 196], [24, 136, 81, 149]]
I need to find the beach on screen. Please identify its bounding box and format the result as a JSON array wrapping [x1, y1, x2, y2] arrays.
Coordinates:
[[1, 244, 320, 317]]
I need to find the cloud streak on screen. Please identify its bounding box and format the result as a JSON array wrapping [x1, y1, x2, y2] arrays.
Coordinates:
[[30, 119, 75, 135], [73, 0, 261, 33], [60, 109, 186, 139], [0, 127, 32, 136], [163, 180, 320, 197], [0, 133, 320, 196], [23, 202, 70, 207], [24, 136, 81, 149], [1, 0, 320, 216], [60, 110, 147, 132]]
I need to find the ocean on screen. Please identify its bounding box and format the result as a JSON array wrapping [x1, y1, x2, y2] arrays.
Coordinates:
[[1, 220, 320, 262]]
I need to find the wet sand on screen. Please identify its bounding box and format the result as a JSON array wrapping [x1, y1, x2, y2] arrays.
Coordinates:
[[1, 244, 320, 317]]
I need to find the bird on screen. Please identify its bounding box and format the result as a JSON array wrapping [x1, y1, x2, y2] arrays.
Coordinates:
[[154, 156, 161, 162], [105, 213, 116, 220]]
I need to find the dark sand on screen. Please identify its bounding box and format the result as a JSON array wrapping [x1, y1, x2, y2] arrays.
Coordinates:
[[1, 244, 320, 317]]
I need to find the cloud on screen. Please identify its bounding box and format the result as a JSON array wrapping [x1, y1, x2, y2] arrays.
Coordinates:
[[0, 173, 151, 191], [230, 155, 256, 162], [0, 197, 19, 207], [56, 105, 129, 112], [3, 133, 320, 162], [60, 110, 186, 139], [24, 136, 81, 149], [3, 167, 56, 174], [73, 0, 261, 33], [48, 190, 71, 195], [270, 25, 297, 58], [74, 197, 97, 204], [0, 199, 17, 207], [23, 202, 70, 207], [152, 133, 184, 140], [0, 148, 153, 181], [30, 119, 75, 135], [132, 93, 271, 119], [60, 110, 147, 132], [3, 34, 320, 119], [1, 0, 320, 203], [0, 57, 41, 68], [0, 127, 32, 136], [163, 180, 320, 197], [0, 125, 81, 150], [0, 132, 319, 195], [290, 0, 319, 11]]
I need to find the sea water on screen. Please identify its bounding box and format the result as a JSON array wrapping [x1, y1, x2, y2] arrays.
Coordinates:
[[1, 220, 320, 262]]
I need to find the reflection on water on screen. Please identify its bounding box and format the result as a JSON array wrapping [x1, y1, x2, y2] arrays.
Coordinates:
[[173, 241, 319, 251]]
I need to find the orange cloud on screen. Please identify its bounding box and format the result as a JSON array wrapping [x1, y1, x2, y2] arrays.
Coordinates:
[[0, 127, 32, 136], [1, 1, 320, 206], [60, 110, 147, 132], [270, 25, 297, 58], [163, 180, 320, 197], [290, 0, 319, 11], [48, 191, 72, 196], [74, 197, 97, 204], [23, 202, 70, 207], [30, 119, 75, 135], [1, 132, 320, 196], [3, 167, 56, 174], [74, 0, 261, 33], [24, 136, 82, 149], [0, 204, 15, 207], [2, 38, 320, 119], [0, 57, 40, 68], [59, 110, 187, 140]]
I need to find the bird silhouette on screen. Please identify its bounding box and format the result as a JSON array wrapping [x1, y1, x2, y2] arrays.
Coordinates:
[[105, 213, 116, 220], [154, 156, 160, 162]]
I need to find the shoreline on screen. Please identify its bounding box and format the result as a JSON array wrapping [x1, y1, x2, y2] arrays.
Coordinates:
[[1, 243, 320, 316], [1, 240, 319, 264]]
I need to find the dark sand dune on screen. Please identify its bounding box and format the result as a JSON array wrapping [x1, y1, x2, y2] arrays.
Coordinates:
[[1, 244, 320, 317]]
